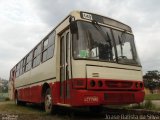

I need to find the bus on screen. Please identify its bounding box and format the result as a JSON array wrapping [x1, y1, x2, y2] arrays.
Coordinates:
[[9, 11, 144, 113]]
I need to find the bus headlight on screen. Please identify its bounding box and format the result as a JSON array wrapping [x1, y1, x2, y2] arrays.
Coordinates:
[[90, 80, 96, 87], [135, 82, 139, 88], [140, 83, 143, 88], [98, 81, 103, 87]]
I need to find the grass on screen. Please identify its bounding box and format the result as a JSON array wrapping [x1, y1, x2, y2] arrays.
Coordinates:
[[0, 101, 70, 120], [0, 101, 160, 120], [126, 94, 160, 111], [127, 93, 160, 110], [0, 101, 45, 114], [145, 93, 160, 100], [130, 100, 156, 110]]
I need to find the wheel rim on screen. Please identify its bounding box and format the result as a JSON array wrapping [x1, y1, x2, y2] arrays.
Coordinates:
[[45, 94, 52, 112], [15, 94, 18, 105], [15, 98, 17, 104]]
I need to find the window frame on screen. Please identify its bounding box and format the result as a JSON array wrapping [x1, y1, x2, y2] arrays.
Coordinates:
[[25, 51, 33, 72], [42, 31, 55, 63], [33, 43, 42, 68]]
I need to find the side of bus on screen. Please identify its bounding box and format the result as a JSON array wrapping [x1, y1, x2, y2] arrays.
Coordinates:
[[9, 15, 72, 107]]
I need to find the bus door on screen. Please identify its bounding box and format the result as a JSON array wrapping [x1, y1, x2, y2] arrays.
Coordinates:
[[60, 29, 71, 104]]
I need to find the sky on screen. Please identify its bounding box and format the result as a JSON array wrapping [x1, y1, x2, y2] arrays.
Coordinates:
[[0, 0, 160, 79]]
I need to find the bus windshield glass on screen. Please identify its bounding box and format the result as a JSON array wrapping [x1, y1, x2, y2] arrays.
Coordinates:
[[73, 21, 141, 66]]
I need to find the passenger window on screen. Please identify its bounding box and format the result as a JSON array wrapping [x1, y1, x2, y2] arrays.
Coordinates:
[[48, 45, 54, 59], [42, 50, 47, 62], [16, 63, 21, 77], [16, 70, 19, 77], [42, 31, 55, 62], [33, 44, 41, 67], [48, 32, 55, 46], [43, 39, 48, 50], [25, 52, 33, 71]]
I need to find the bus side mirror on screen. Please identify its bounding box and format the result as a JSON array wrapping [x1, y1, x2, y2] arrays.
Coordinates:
[[70, 21, 78, 34]]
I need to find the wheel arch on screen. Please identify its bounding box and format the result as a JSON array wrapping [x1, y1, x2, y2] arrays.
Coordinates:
[[41, 83, 51, 102], [14, 89, 18, 100]]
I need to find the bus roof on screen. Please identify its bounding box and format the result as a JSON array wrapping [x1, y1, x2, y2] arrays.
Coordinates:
[[70, 10, 132, 32]]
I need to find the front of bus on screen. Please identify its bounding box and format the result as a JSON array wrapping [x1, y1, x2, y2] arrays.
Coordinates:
[[70, 11, 144, 107]]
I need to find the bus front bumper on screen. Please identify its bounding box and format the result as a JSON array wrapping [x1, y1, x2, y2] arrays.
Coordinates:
[[71, 90, 145, 106]]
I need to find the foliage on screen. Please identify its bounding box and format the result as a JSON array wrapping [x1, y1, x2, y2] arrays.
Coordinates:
[[143, 100, 155, 109], [145, 93, 160, 100], [131, 100, 155, 110], [0, 79, 8, 93], [143, 70, 160, 90], [0, 86, 8, 93], [0, 93, 9, 102], [5, 97, 10, 101]]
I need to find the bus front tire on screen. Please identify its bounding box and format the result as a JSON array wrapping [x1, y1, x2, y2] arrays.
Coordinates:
[[44, 88, 56, 114]]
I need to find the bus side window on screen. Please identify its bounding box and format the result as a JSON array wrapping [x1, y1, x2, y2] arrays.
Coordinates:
[[25, 52, 33, 72], [42, 32, 55, 62], [11, 69, 16, 79], [19, 60, 23, 75], [33, 44, 41, 67], [22, 58, 26, 74], [42, 38, 48, 62], [16, 63, 20, 78]]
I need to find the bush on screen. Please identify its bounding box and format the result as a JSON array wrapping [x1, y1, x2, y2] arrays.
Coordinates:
[[130, 100, 155, 110], [5, 97, 10, 101], [144, 100, 155, 109]]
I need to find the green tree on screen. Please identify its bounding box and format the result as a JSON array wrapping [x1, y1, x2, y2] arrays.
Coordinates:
[[143, 70, 160, 91]]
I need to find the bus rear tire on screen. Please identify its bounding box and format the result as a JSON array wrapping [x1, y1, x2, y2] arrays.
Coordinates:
[[44, 88, 56, 114], [15, 92, 22, 105], [15, 97, 20, 105], [15, 93, 26, 106]]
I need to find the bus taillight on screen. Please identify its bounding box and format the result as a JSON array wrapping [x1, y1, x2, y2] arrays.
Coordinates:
[[72, 79, 86, 89]]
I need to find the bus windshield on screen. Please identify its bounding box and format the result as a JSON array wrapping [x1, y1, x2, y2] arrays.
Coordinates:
[[73, 21, 141, 66]]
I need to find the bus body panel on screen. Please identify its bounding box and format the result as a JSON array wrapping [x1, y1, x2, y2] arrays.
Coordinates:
[[71, 60, 142, 79], [86, 65, 142, 81], [70, 89, 144, 106]]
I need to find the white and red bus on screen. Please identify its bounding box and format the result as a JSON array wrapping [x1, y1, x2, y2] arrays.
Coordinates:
[[9, 11, 144, 113]]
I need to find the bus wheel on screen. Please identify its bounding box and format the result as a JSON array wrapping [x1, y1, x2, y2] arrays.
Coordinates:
[[44, 88, 55, 114], [15, 92, 21, 105], [89, 106, 103, 113]]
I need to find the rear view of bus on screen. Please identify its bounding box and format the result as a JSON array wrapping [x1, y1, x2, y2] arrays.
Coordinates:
[[69, 11, 144, 108]]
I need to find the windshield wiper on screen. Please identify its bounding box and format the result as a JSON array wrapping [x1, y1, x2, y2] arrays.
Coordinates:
[[91, 20, 113, 60], [118, 35, 124, 56], [92, 20, 111, 43], [118, 32, 129, 60]]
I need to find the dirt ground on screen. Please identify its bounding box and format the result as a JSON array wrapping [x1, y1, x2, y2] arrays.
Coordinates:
[[1, 101, 160, 120], [0, 101, 105, 120], [0, 101, 62, 120]]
